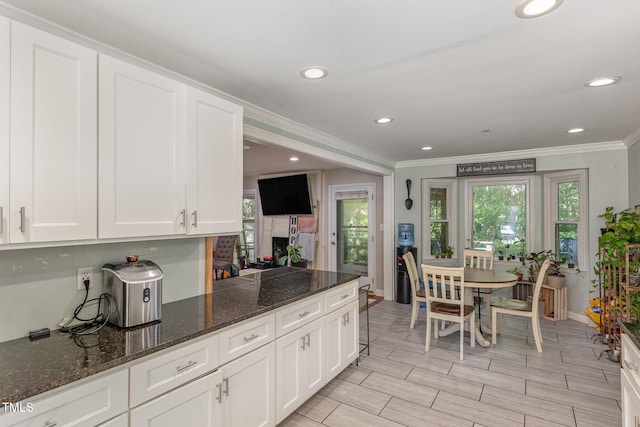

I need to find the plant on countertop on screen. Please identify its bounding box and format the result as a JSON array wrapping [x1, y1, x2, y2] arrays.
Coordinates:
[[514, 238, 527, 261], [496, 244, 506, 260], [277, 244, 303, 266]]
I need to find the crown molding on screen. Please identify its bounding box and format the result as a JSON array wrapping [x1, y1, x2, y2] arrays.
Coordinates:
[[395, 141, 627, 169], [624, 128, 640, 147]]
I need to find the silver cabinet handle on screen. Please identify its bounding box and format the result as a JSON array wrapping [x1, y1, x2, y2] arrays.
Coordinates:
[[346, 312, 350, 324], [244, 333, 259, 342], [342, 313, 348, 326], [176, 360, 197, 372], [299, 311, 310, 318], [192, 210, 198, 227], [179, 209, 186, 226], [0, 206, 3, 234], [44, 422, 57, 427], [216, 383, 222, 403], [300, 336, 306, 350], [223, 377, 229, 396], [341, 294, 349, 300], [306, 333, 311, 347], [20, 206, 25, 232]]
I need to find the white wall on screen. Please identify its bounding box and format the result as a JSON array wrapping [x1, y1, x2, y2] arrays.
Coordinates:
[[0, 238, 203, 342], [394, 145, 629, 319]]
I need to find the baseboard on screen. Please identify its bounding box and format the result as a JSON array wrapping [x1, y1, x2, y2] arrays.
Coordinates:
[[568, 311, 592, 325]]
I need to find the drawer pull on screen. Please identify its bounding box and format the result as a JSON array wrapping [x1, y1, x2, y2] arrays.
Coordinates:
[[244, 333, 259, 342], [300, 336, 306, 350], [176, 360, 197, 372], [299, 311, 310, 318], [306, 333, 311, 347], [44, 422, 57, 427], [223, 377, 229, 396], [20, 206, 26, 232], [216, 383, 222, 403], [341, 294, 349, 299]]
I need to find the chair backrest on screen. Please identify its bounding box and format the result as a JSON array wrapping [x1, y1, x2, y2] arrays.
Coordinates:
[[422, 264, 465, 305], [531, 259, 551, 315], [215, 235, 237, 262], [464, 248, 494, 270], [403, 251, 420, 299]]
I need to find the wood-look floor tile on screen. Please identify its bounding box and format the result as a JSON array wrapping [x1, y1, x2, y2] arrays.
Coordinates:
[[424, 346, 492, 370], [524, 415, 573, 427], [432, 390, 525, 427], [357, 354, 414, 379], [525, 380, 620, 416], [379, 396, 473, 427], [566, 374, 621, 400], [279, 412, 325, 427], [450, 363, 525, 394], [490, 359, 568, 387], [293, 394, 340, 423], [318, 378, 391, 415], [573, 406, 621, 427], [406, 366, 483, 400], [386, 349, 453, 375], [322, 403, 405, 427], [481, 385, 575, 426], [336, 365, 372, 385], [361, 371, 438, 407], [525, 355, 608, 382]]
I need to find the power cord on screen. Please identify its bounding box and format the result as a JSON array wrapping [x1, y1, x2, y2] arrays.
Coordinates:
[[62, 277, 112, 336]]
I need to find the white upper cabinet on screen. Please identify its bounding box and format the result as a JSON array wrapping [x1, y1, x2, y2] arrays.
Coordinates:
[[9, 21, 97, 243], [98, 54, 187, 239], [186, 87, 243, 235], [0, 17, 9, 245]]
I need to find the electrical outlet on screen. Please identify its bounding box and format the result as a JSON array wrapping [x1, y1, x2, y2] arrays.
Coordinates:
[[77, 266, 94, 291]]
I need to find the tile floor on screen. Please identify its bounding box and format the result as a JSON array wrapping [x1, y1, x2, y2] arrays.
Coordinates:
[[280, 300, 621, 427]]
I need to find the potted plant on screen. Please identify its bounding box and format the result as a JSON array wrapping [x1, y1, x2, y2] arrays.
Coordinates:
[[525, 249, 553, 285], [546, 257, 567, 288], [514, 238, 527, 262], [496, 244, 506, 261], [506, 265, 523, 281], [442, 245, 454, 258], [277, 244, 306, 267]]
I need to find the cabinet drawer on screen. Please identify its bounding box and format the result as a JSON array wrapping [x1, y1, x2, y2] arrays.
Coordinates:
[[219, 313, 275, 365], [325, 280, 359, 313], [276, 295, 324, 338], [130, 334, 219, 407], [0, 369, 127, 427], [623, 333, 640, 383]]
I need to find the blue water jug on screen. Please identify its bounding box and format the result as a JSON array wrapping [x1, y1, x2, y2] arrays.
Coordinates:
[[398, 223, 414, 247]]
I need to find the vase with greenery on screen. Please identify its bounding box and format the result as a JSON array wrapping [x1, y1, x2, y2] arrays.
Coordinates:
[[514, 238, 527, 261], [442, 245, 454, 258], [496, 244, 505, 261]]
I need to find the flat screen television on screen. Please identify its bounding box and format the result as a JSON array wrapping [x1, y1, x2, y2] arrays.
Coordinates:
[[258, 174, 313, 215]]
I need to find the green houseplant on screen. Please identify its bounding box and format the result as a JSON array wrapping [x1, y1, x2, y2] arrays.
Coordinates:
[[277, 244, 305, 267], [442, 245, 454, 258]]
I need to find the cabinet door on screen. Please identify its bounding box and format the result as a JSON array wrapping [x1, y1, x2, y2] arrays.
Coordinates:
[[622, 369, 640, 427], [130, 371, 222, 427], [99, 54, 186, 238], [325, 300, 359, 380], [0, 16, 8, 244], [186, 87, 243, 235], [220, 342, 275, 427], [275, 318, 324, 424], [10, 21, 97, 243]]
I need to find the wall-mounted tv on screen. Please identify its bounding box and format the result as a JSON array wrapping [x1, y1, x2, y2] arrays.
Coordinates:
[[258, 174, 313, 216]]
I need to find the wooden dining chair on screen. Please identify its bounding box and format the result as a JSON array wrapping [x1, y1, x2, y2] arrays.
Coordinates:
[[422, 264, 475, 360], [463, 248, 494, 269], [491, 259, 551, 353], [403, 251, 426, 328]]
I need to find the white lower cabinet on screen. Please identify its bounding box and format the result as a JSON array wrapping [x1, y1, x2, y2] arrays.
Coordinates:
[[98, 413, 129, 427], [275, 317, 325, 423], [622, 333, 640, 427], [0, 369, 128, 427], [325, 300, 359, 380], [130, 370, 222, 427], [219, 342, 275, 427]]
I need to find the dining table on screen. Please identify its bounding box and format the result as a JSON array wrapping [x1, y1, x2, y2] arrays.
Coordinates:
[[436, 267, 518, 347]]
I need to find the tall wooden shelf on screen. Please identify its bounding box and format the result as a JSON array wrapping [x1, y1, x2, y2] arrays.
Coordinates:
[[598, 243, 640, 352]]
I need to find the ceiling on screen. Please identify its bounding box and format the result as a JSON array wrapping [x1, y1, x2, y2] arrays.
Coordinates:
[[3, 0, 640, 167]]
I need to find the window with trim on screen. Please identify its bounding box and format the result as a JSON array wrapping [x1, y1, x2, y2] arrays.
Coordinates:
[[466, 177, 530, 255], [545, 170, 587, 268], [422, 180, 456, 257], [240, 191, 257, 261]]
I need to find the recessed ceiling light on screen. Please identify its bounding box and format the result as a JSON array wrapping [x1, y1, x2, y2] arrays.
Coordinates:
[[567, 128, 585, 134], [515, 0, 563, 18], [585, 76, 621, 87], [300, 66, 328, 80], [421, 146, 433, 151], [374, 117, 393, 124], [289, 156, 299, 162]]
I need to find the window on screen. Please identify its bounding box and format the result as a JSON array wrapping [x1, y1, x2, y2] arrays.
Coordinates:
[[423, 180, 456, 257], [239, 190, 257, 261], [466, 177, 531, 255], [545, 170, 587, 268]]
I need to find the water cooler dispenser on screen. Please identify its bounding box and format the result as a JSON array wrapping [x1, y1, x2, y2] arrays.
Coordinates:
[[397, 223, 416, 304]]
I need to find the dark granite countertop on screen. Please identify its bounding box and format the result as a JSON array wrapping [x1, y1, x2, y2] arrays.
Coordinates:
[[0, 267, 359, 403]]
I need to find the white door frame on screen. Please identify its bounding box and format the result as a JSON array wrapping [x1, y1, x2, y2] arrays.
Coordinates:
[[327, 182, 376, 289]]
